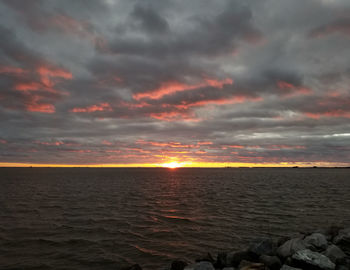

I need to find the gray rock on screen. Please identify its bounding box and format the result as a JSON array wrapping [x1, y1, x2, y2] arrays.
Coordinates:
[[227, 251, 257, 267], [184, 264, 195, 270], [280, 265, 302, 270], [277, 238, 306, 258], [292, 249, 335, 270], [238, 260, 253, 269], [304, 233, 328, 251], [333, 228, 350, 256], [259, 255, 281, 270], [184, 262, 214, 270], [249, 238, 276, 256], [277, 236, 291, 247], [238, 260, 265, 270], [324, 226, 344, 241], [195, 253, 215, 263], [324, 244, 346, 263], [216, 252, 228, 268], [336, 266, 349, 270]]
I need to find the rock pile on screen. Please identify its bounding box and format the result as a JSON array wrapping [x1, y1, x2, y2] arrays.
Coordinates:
[[123, 226, 350, 270]]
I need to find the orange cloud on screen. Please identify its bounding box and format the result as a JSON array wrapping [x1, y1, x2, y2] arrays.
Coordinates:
[[267, 145, 306, 150], [70, 102, 112, 113], [26, 96, 55, 113], [277, 80, 312, 96], [305, 110, 350, 119], [0, 66, 27, 75], [37, 65, 73, 90], [12, 64, 72, 95], [15, 82, 42, 91], [51, 14, 95, 39], [133, 78, 233, 100], [197, 141, 213, 145], [102, 140, 113, 146], [35, 141, 65, 146], [227, 145, 245, 149], [50, 14, 107, 49], [149, 111, 199, 121], [136, 140, 199, 149], [120, 101, 151, 109], [310, 19, 350, 38], [174, 95, 261, 109]]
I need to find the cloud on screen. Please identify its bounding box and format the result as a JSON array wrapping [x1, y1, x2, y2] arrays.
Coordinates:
[[310, 18, 350, 38], [0, 0, 349, 166], [133, 78, 233, 100], [130, 3, 169, 34], [70, 102, 112, 113]]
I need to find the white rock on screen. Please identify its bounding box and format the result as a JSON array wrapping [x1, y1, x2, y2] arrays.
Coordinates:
[[292, 249, 335, 270]]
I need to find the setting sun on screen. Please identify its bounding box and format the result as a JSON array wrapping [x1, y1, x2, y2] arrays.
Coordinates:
[[161, 161, 183, 169]]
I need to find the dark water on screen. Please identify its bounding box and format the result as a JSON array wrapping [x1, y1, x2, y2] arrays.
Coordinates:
[[0, 168, 349, 270]]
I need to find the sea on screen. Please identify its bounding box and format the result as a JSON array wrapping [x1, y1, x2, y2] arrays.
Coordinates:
[[0, 168, 349, 270]]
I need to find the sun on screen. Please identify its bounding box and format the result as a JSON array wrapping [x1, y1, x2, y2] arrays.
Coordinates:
[[161, 161, 183, 169]]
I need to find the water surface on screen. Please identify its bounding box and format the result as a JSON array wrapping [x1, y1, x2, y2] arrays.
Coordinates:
[[0, 168, 349, 269]]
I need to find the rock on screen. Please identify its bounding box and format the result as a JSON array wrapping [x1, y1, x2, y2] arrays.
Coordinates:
[[171, 260, 188, 270], [333, 228, 350, 256], [324, 244, 346, 264], [277, 236, 290, 247], [284, 257, 293, 266], [280, 265, 302, 270], [216, 252, 227, 268], [336, 266, 348, 270], [238, 260, 265, 270], [336, 257, 350, 269], [259, 255, 281, 270], [277, 238, 306, 258], [122, 264, 142, 270], [195, 252, 215, 263], [184, 264, 195, 270], [191, 261, 215, 270], [249, 238, 276, 256], [292, 249, 335, 270], [324, 226, 344, 241], [238, 260, 253, 268], [222, 268, 235, 270], [227, 251, 257, 267], [304, 233, 328, 251]]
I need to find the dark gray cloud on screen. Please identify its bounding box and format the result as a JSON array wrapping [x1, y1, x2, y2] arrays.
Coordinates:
[[0, 0, 349, 166]]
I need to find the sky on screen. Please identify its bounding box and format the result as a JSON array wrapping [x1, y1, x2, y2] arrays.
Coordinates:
[[0, 0, 350, 167]]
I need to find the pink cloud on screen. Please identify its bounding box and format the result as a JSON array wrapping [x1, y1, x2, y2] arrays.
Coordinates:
[[310, 19, 350, 38], [70, 102, 113, 113], [277, 80, 312, 97], [26, 96, 55, 113], [0, 66, 27, 75], [305, 110, 350, 119], [133, 78, 233, 100]]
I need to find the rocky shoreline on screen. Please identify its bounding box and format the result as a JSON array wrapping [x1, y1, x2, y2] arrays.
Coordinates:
[[124, 226, 350, 270]]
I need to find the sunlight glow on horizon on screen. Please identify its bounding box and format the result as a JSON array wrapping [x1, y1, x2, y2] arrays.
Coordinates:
[[0, 161, 349, 168], [160, 161, 186, 168]]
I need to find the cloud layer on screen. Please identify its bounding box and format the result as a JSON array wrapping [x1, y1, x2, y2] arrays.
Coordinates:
[[0, 0, 350, 166]]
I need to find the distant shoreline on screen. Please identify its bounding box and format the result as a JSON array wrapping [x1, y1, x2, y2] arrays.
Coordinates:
[[0, 166, 349, 169]]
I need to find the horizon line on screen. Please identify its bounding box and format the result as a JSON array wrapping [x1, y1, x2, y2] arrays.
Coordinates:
[[1, 162, 349, 168]]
